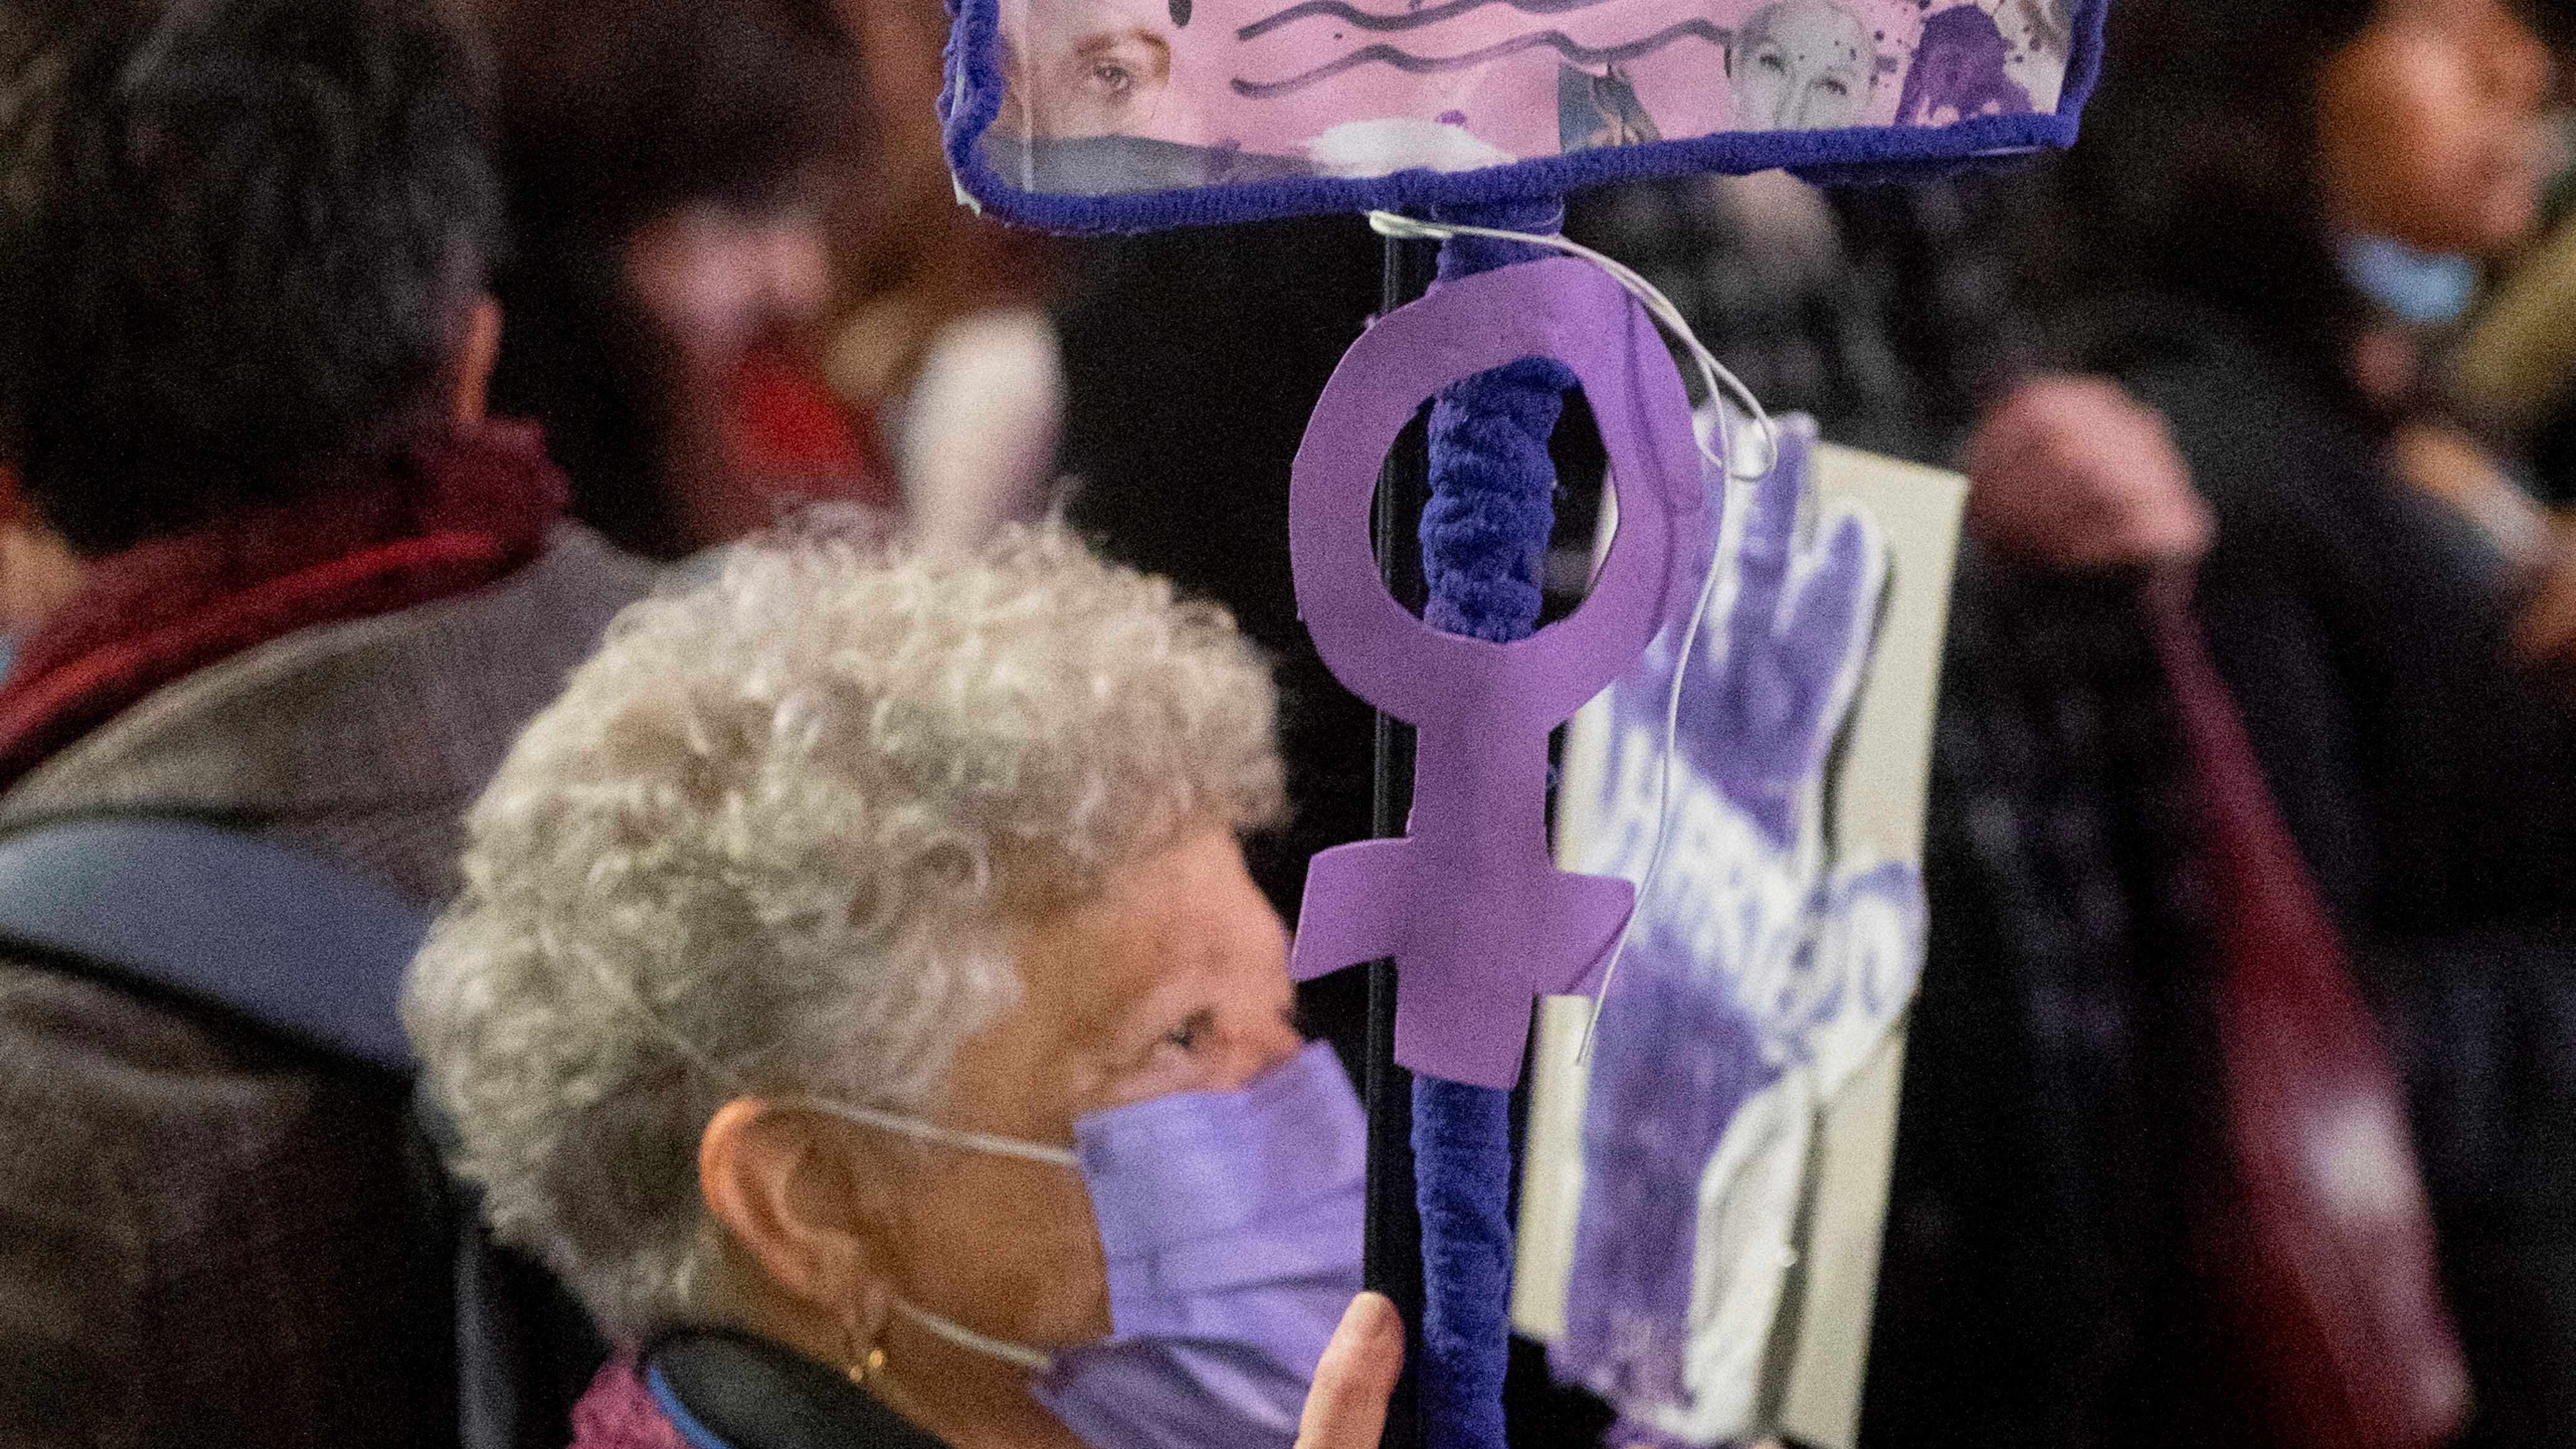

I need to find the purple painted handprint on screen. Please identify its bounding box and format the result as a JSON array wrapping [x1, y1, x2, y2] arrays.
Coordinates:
[[1557, 414, 1924, 1445], [1675, 416, 1884, 852], [1562, 967, 1769, 1406]]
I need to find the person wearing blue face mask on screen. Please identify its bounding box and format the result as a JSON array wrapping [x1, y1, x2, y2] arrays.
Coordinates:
[[2339, 234, 2484, 328], [2011, 0, 2574, 947], [404, 522, 1398, 1449]]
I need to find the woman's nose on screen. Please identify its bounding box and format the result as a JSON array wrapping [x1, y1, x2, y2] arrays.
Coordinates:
[[1231, 906, 1303, 1081], [1240, 995, 1305, 1078]]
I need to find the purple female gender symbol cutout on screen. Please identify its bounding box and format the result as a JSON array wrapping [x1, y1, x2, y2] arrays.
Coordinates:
[[1288, 256, 1706, 1090]]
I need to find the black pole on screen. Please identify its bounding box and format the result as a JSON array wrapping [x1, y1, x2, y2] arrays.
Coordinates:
[[1366, 227, 1436, 1449]]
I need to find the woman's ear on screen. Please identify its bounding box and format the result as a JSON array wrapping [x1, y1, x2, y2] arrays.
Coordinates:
[[700, 1098, 893, 1325], [451, 294, 504, 428]]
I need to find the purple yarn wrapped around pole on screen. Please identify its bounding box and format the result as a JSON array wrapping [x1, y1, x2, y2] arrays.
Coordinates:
[[1411, 194, 1572, 1449]]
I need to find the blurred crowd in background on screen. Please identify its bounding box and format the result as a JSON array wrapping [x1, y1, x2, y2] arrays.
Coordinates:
[[9, 0, 2576, 1444]]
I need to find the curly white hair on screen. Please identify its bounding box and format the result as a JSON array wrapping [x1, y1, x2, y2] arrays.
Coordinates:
[[401, 522, 1285, 1342]]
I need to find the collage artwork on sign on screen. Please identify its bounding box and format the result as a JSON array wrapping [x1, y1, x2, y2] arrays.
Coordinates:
[[978, 0, 2075, 194]]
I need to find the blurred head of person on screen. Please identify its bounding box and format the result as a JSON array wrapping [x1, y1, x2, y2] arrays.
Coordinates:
[[2041, 0, 2552, 393], [2317, 0, 2558, 257], [406, 525, 1323, 1447], [0, 0, 507, 560], [479, 0, 861, 560]]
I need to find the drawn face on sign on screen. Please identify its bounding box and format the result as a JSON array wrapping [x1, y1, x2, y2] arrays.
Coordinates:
[[983, 0, 2065, 193], [1725, 1, 1874, 132]]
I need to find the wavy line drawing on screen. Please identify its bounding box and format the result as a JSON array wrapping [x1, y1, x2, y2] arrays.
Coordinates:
[[1238, 0, 1615, 44], [1231, 19, 1732, 98]]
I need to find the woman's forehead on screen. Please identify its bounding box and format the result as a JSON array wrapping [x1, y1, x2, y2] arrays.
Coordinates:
[[1021, 835, 1278, 1020]]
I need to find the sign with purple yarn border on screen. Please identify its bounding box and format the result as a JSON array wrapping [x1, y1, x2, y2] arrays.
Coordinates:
[[940, 0, 2107, 233]]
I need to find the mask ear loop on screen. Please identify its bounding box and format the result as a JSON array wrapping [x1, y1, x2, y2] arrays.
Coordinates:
[[578, 958, 1078, 1375], [1361, 211, 1771, 1064], [892, 1299, 1061, 1374], [793, 1099, 1082, 1169]]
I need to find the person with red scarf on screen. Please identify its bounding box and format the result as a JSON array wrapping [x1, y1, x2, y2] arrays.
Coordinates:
[[0, 1, 653, 1443]]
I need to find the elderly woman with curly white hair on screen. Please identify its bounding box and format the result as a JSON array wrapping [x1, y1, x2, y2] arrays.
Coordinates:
[[403, 525, 1401, 1449]]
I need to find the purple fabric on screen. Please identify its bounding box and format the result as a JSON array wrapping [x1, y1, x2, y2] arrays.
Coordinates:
[[1071, 1041, 1366, 1341], [1286, 255, 1703, 1091], [1036, 1337, 1332, 1449], [1411, 1076, 1516, 1449], [1418, 356, 1578, 641], [937, 0, 2110, 233], [1035, 1041, 1367, 1449], [567, 1359, 690, 1449], [1428, 197, 1564, 282]]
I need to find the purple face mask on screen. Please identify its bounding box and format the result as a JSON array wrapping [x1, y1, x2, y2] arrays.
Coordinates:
[[807, 1040, 1365, 1449]]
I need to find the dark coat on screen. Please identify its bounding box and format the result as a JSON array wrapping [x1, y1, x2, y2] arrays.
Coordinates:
[[1868, 300, 2576, 1449], [0, 525, 652, 1449], [2111, 304, 2576, 1448], [2102, 300, 2576, 939]]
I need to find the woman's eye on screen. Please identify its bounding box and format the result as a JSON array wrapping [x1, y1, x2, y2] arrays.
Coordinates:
[[1090, 62, 1134, 94], [1156, 1007, 1218, 1059], [1758, 50, 1789, 74], [1817, 76, 1849, 97]]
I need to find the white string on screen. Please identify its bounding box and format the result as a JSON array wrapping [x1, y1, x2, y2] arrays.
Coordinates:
[[1575, 481, 1735, 1066], [1365, 209, 1780, 481], [786, 1098, 1083, 1169], [578, 950, 1084, 1167], [893, 1299, 1061, 1374]]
